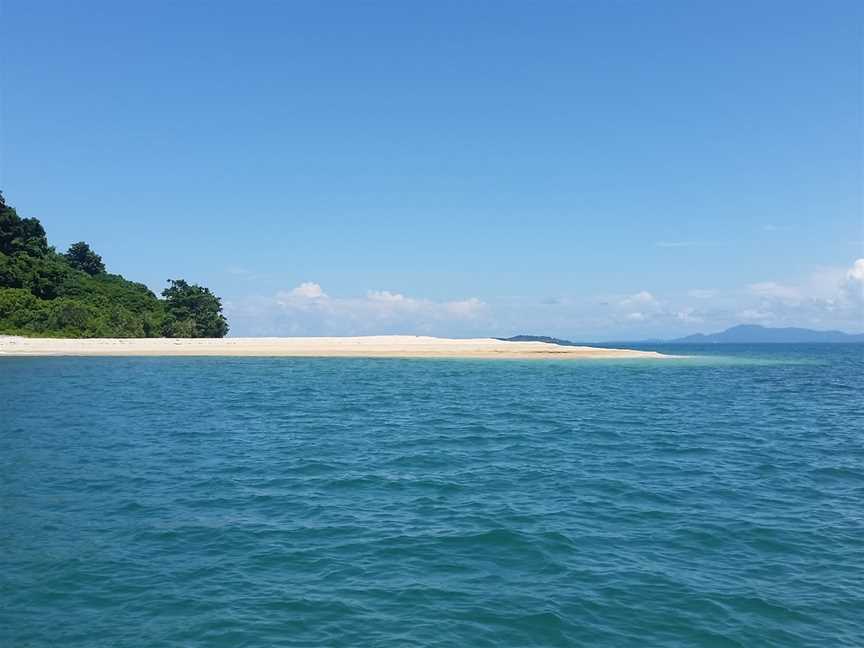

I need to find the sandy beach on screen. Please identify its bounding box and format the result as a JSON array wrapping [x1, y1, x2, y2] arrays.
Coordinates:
[[0, 335, 670, 359]]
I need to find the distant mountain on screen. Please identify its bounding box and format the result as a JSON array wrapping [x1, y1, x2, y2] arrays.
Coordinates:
[[501, 325, 864, 346], [667, 324, 864, 344]]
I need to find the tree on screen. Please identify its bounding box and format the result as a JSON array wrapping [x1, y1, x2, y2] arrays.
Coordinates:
[[0, 192, 230, 339], [63, 241, 105, 275], [161, 279, 229, 338], [0, 191, 49, 257]]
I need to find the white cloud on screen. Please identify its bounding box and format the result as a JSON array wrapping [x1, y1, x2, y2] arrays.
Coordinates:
[[843, 258, 864, 304], [619, 290, 657, 307], [675, 307, 703, 323], [446, 297, 486, 316], [748, 259, 864, 308], [228, 282, 488, 336], [603, 259, 863, 334], [737, 259, 864, 329], [224, 260, 864, 338], [367, 290, 406, 303], [288, 281, 327, 299]]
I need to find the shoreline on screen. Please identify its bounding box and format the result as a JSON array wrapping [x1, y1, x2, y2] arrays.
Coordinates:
[[0, 335, 672, 359]]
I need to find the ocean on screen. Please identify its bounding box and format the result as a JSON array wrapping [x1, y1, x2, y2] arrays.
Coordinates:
[[2, 345, 862, 646]]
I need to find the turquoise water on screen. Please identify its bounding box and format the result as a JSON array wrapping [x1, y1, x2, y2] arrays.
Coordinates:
[[2, 345, 862, 646]]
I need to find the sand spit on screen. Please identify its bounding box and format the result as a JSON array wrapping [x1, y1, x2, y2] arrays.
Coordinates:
[[0, 335, 672, 359]]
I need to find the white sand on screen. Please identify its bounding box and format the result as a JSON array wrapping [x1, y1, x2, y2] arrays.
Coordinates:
[[0, 335, 670, 359]]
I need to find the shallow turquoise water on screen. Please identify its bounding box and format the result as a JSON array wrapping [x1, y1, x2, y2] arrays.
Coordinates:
[[2, 345, 862, 646]]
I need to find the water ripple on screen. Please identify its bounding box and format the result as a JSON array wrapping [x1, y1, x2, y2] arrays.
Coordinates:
[[1, 345, 862, 646]]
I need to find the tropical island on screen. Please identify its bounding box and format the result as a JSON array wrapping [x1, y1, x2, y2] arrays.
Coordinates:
[[0, 193, 671, 359], [0, 192, 227, 338]]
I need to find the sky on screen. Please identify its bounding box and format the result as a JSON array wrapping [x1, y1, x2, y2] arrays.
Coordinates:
[[2, 0, 862, 339]]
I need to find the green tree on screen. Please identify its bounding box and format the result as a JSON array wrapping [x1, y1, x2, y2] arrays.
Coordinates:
[[63, 241, 106, 275], [0, 191, 49, 257], [0, 288, 42, 329], [162, 279, 229, 338], [0, 192, 228, 339]]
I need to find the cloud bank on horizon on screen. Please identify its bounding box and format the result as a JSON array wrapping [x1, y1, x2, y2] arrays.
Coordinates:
[[225, 258, 864, 339], [226, 281, 488, 337]]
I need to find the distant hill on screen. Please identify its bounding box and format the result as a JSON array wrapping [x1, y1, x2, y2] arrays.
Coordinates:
[[667, 324, 864, 344], [501, 325, 864, 346]]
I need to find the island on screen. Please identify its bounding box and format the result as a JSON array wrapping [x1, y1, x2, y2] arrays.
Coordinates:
[[0, 194, 672, 359]]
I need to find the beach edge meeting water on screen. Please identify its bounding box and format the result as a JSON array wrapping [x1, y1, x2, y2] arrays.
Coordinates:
[[0, 335, 673, 359]]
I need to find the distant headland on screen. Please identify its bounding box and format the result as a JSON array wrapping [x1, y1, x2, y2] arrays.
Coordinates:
[[0, 192, 228, 338]]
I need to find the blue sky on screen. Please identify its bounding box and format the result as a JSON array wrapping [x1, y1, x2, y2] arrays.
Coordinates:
[[2, 1, 862, 338]]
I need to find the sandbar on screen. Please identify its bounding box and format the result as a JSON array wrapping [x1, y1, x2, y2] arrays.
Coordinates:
[[0, 335, 673, 359]]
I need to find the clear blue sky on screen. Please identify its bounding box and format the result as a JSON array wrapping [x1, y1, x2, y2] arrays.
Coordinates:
[[2, 1, 862, 337]]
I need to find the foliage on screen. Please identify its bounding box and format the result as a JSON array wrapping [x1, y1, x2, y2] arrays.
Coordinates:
[[162, 279, 229, 338], [64, 241, 106, 275], [0, 192, 48, 257], [0, 192, 228, 338]]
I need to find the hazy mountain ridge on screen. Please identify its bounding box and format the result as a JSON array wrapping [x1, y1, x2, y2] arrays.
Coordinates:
[[668, 325, 864, 344]]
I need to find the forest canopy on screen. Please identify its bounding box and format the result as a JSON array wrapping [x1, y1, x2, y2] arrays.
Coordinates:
[[0, 192, 228, 338]]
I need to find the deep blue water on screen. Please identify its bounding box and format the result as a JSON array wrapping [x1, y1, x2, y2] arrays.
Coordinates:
[[2, 345, 862, 647]]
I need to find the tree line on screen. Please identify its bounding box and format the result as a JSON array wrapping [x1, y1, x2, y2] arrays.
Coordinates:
[[0, 192, 228, 338]]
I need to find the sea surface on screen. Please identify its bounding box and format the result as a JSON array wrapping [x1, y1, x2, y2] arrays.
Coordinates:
[[1, 345, 862, 647]]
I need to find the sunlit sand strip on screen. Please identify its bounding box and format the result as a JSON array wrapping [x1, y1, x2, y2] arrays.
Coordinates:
[[0, 335, 672, 359]]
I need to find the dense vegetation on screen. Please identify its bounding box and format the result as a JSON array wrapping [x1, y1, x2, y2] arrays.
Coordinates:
[[0, 193, 228, 338]]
